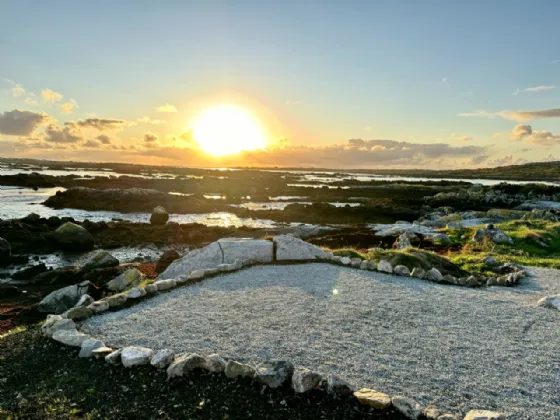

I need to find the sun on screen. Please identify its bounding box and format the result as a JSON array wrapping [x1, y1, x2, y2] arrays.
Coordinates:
[[192, 105, 268, 156]]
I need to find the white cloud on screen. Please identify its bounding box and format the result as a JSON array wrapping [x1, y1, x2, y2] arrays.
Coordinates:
[[459, 108, 560, 122], [457, 110, 496, 119], [155, 103, 178, 113], [513, 85, 555, 96], [509, 124, 560, 146], [41, 89, 63, 104], [60, 99, 79, 114], [137, 116, 167, 125], [450, 133, 473, 142]]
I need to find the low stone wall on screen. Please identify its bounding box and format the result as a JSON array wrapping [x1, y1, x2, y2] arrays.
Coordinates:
[[41, 235, 513, 420]]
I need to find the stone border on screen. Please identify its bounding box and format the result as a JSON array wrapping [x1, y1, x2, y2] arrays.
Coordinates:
[[41, 236, 511, 420]]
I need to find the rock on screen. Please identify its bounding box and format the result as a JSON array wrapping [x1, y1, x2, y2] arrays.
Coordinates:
[[255, 361, 294, 388], [79, 338, 105, 358], [121, 346, 154, 367], [144, 283, 158, 294], [167, 353, 207, 378], [155, 249, 180, 273], [391, 396, 423, 419], [104, 293, 127, 308], [507, 271, 523, 284], [224, 360, 256, 379], [273, 235, 327, 260], [350, 258, 362, 268], [150, 206, 169, 225], [106, 268, 143, 292], [367, 260, 377, 270], [482, 255, 499, 266], [425, 268, 443, 282], [0, 237, 11, 264], [446, 222, 463, 229], [429, 233, 452, 245], [11, 263, 48, 280], [74, 294, 95, 308], [54, 222, 94, 251], [218, 238, 273, 265], [354, 388, 391, 409], [393, 265, 410, 277], [82, 251, 119, 271], [65, 306, 93, 321], [463, 410, 506, 420], [486, 277, 498, 286], [91, 347, 114, 359], [466, 275, 480, 287], [326, 374, 354, 398], [411, 267, 425, 279], [437, 415, 457, 420], [38, 281, 90, 314], [291, 368, 322, 393], [157, 242, 223, 280], [105, 348, 123, 365], [205, 354, 227, 373], [150, 349, 175, 368], [359, 260, 369, 270], [395, 233, 412, 249], [423, 407, 442, 419], [126, 287, 147, 299], [340, 257, 351, 265], [155, 279, 176, 291], [377, 260, 393, 274], [52, 329, 89, 347], [537, 294, 560, 310], [472, 228, 513, 245], [442, 274, 456, 284], [87, 300, 110, 314], [42, 317, 76, 338]]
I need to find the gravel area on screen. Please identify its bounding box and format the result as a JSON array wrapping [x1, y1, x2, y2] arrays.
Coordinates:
[[82, 264, 560, 419]]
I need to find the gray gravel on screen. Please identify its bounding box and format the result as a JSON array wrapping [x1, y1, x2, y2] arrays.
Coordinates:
[[82, 264, 560, 419]]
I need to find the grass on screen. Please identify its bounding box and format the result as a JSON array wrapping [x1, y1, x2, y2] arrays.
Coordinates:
[[0, 325, 27, 340]]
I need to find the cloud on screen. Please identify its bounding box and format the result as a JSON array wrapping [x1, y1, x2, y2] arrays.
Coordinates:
[[469, 154, 488, 165], [457, 110, 496, 119], [69, 118, 129, 131], [509, 124, 560, 146], [0, 109, 52, 136], [2, 79, 25, 97], [41, 89, 63, 104], [44, 124, 83, 143], [137, 116, 167, 125], [459, 108, 560, 122], [84, 139, 102, 148], [155, 103, 178, 113], [450, 133, 472, 142], [96, 134, 112, 144], [144, 131, 159, 146], [513, 85, 556, 96], [487, 155, 513, 167], [60, 99, 79, 114]]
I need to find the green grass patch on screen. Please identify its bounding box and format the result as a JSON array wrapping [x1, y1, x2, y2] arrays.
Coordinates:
[[0, 326, 27, 340]]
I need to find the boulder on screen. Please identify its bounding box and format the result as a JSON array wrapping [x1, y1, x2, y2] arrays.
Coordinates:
[[254, 361, 294, 388], [11, 263, 48, 280], [38, 281, 90, 314], [87, 300, 110, 314], [65, 306, 93, 321], [291, 368, 322, 393], [106, 268, 143, 292], [472, 228, 513, 245], [393, 265, 411, 277], [425, 268, 443, 282], [274, 235, 327, 261], [121, 346, 154, 367], [377, 260, 393, 274], [354, 388, 391, 409], [167, 353, 207, 378], [340, 257, 351, 265], [150, 206, 169, 225], [391, 396, 423, 419], [0, 237, 11, 264], [54, 222, 94, 251], [157, 242, 224, 280], [105, 349, 123, 365], [155, 249, 181, 274], [155, 279, 176, 291], [125, 287, 147, 299], [218, 238, 273, 264], [150, 349, 175, 368], [394, 233, 412, 249], [52, 329, 89, 347], [144, 283, 158, 294], [411, 267, 425, 279], [429, 233, 452, 246], [326, 374, 354, 398], [79, 338, 105, 358], [463, 410, 505, 420], [482, 255, 499, 266], [91, 347, 114, 359], [205, 354, 227, 373], [104, 293, 127, 308], [224, 360, 256, 379], [74, 294, 95, 308], [350, 258, 362, 268], [537, 294, 560, 310], [359, 260, 369, 270], [82, 251, 119, 271], [42, 317, 76, 338]]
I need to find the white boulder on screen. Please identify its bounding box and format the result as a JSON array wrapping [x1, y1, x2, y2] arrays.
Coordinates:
[[273, 235, 327, 261], [291, 368, 322, 393], [79, 338, 105, 358], [377, 260, 393, 274], [121, 346, 154, 367], [150, 349, 175, 368], [52, 329, 89, 347], [218, 238, 273, 264], [537, 294, 560, 310], [106, 268, 143, 292]]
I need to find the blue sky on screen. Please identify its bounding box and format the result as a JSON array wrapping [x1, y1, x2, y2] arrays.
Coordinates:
[[0, 0, 559, 167]]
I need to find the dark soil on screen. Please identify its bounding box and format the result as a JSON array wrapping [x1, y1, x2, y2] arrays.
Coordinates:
[[0, 328, 410, 420]]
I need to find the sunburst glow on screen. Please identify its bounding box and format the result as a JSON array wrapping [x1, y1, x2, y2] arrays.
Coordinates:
[[192, 105, 268, 156]]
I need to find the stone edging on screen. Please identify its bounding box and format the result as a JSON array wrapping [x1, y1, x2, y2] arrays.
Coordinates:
[[42, 236, 511, 420]]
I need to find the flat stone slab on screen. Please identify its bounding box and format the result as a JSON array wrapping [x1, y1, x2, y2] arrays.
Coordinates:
[[82, 264, 560, 419]]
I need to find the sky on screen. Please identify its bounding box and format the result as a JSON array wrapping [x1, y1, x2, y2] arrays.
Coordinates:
[[1, 0, 559, 169]]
